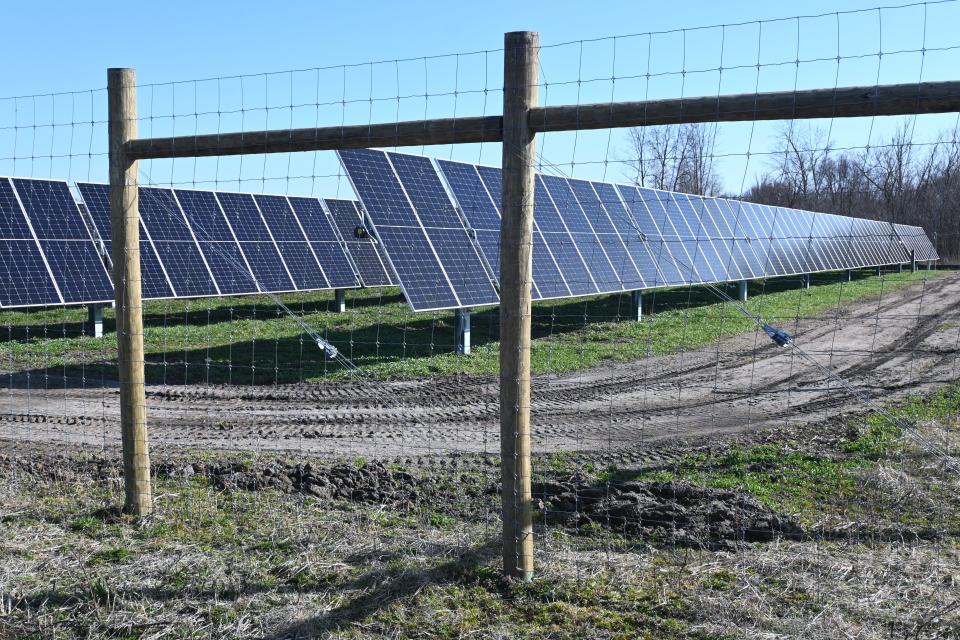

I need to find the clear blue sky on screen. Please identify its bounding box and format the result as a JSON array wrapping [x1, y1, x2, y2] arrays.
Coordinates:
[[1, 0, 958, 196]]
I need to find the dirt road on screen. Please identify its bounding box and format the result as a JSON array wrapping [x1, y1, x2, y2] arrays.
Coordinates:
[[2, 274, 959, 461]]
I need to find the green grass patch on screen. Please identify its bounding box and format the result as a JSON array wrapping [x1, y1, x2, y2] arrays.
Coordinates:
[[0, 270, 946, 383], [622, 383, 960, 525]]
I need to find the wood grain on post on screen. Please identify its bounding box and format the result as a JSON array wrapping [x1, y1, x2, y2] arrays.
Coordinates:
[[108, 68, 152, 516], [500, 30, 538, 581]]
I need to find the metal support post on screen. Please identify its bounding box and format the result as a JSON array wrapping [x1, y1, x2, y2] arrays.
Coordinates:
[[334, 288, 346, 313], [737, 280, 748, 302], [87, 304, 104, 338], [455, 308, 472, 355], [630, 290, 643, 321]]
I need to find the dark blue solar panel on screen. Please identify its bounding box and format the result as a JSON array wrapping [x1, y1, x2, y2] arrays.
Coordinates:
[[11, 178, 88, 239], [254, 194, 307, 241], [535, 177, 596, 296], [0, 178, 60, 306], [338, 148, 459, 311], [703, 198, 751, 280], [13, 179, 113, 303], [215, 192, 299, 293], [326, 198, 395, 287], [287, 196, 357, 289], [276, 241, 329, 290], [475, 165, 567, 300], [0, 240, 61, 306], [174, 189, 258, 295], [387, 152, 497, 307], [435, 159, 503, 285], [589, 182, 658, 288], [541, 175, 623, 293], [76, 182, 175, 300], [436, 160, 501, 229], [253, 194, 336, 289], [0, 178, 34, 239], [615, 185, 686, 286], [139, 187, 218, 297], [215, 192, 272, 241]]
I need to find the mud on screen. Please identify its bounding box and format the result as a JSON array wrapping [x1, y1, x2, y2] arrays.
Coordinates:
[[1, 274, 958, 466]]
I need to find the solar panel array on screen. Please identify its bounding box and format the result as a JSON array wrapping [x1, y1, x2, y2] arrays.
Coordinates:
[[337, 149, 938, 312], [0, 178, 385, 309], [0, 170, 940, 313]]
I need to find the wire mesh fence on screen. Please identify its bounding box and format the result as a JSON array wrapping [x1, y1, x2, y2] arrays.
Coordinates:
[[1, 2, 960, 638]]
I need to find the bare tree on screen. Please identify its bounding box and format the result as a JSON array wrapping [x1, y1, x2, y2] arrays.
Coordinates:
[[623, 124, 722, 196]]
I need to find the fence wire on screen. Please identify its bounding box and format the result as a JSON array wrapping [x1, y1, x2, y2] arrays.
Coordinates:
[[1, 2, 960, 638]]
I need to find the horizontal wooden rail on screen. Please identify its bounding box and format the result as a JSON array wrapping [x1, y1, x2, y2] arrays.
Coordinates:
[[529, 80, 960, 132], [127, 115, 503, 160], [126, 80, 960, 160]]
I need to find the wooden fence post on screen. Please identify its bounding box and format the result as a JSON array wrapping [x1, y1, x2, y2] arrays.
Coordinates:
[[500, 30, 538, 580], [108, 68, 152, 516]]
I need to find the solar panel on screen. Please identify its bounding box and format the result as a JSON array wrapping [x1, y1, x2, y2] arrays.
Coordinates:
[[337, 148, 468, 311], [12, 178, 114, 304], [214, 192, 299, 293], [565, 179, 646, 290], [325, 198, 396, 287], [285, 196, 358, 289], [251, 194, 323, 292], [474, 164, 569, 300], [435, 159, 502, 284], [174, 189, 258, 295], [139, 187, 219, 298], [540, 174, 622, 293], [0, 178, 61, 307], [386, 152, 498, 307], [76, 182, 175, 300], [895, 223, 939, 261]]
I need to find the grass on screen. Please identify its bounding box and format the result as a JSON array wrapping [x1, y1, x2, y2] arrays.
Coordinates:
[[1, 385, 957, 637], [0, 269, 946, 384], [615, 383, 960, 528]]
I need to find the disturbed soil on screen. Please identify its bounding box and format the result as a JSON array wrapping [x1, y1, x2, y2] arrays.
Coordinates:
[[1, 273, 958, 466]]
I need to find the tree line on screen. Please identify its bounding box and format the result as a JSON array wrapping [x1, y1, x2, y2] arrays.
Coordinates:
[[624, 122, 959, 262]]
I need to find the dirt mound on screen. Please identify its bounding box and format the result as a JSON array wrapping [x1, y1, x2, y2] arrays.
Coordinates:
[[535, 477, 805, 548]]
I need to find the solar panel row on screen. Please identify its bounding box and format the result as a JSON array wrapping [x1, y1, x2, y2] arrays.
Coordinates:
[[0, 178, 392, 309], [75, 183, 361, 302], [0, 178, 113, 307], [337, 150, 938, 313]]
